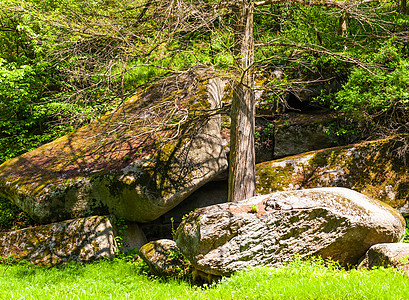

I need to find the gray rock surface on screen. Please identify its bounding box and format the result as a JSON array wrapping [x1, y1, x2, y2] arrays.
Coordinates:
[[175, 188, 405, 276], [273, 114, 343, 160], [118, 221, 147, 252], [250, 114, 346, 164], [139, 239, 189, 278], [359, 243, 409, 276], [0, 215, 118, 266]]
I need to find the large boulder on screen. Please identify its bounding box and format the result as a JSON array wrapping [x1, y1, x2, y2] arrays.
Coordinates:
[[255, 114, 346, 163], [256, 135, 409, 216], [175, 188, 405, 276], [0, 215, 118, 266], [0, 67, 228, 223]]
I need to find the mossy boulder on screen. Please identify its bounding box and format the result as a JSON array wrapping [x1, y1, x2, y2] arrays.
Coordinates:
[[0, 215, 118, 266], [253, 113, 348, 163], [175, 188, 405, 276], [272, 113, 349, 159], [0, 67, 228, 223], [256, 135, 409, 216], [139, 239, 190, 278]]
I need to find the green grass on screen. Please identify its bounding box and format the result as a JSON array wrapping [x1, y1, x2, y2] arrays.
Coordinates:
[[207, 259, 409, 300], [0, 257, 408, 299]]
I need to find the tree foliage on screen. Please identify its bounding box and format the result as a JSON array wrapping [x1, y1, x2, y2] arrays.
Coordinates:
[[0, 0, 408, 199]]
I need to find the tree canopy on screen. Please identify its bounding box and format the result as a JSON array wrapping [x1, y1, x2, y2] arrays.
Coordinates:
[[0, 0, 408, 201]]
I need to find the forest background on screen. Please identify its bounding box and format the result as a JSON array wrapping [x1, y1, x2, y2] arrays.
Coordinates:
[[0, 0, 408, 228]]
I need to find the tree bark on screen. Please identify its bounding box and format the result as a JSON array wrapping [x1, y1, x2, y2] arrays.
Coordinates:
[[228, 0, 256, 202], [402, 0, 408, 51]]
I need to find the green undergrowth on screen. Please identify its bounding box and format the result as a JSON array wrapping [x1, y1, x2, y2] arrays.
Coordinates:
[[0, 256, 407, 299], [0, 197, 36, 231], [404, 217, 409, 243]]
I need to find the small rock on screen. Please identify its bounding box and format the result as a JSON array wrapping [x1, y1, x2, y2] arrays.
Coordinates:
[[139, 239, 190, 278], [114, 220, 147, 252], [359, 243, 409, 277]]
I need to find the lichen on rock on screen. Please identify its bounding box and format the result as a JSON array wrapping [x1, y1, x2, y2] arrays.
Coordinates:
[[175, 187, 405, 277], [139, 239, 190, 278], [0, 215, 118, 266], [255, 135, 409, 216], [0, 66, 229, 223]]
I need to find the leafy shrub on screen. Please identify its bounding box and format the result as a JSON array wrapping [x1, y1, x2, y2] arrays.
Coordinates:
[[332, 42, 409, 139], [0, 59, 68, 163]]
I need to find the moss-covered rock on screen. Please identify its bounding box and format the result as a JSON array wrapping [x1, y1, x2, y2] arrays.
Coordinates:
[[256, 135, 409, 216], [0, 215, 118, 266], [0, 66, 228, 223], [139, 239, 190, 278], [254, 113, 349, 163], [272, 113, 349, 159]]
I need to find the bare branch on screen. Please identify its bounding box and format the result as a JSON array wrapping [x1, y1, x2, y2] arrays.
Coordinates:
[[255, 0, 377, 9], [256, 41, 376, 74]]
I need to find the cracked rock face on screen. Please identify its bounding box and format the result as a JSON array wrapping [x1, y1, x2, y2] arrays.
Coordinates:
[[175, 187, 405, 276]]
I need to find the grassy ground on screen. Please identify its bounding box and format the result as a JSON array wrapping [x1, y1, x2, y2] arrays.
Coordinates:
[[0, 257, 407, 300]]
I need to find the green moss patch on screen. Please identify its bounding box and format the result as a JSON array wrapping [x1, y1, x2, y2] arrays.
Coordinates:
[[256, 135, 409, 210]]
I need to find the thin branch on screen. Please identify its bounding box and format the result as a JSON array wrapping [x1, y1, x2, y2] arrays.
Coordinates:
[[256, 41, 376, 74]]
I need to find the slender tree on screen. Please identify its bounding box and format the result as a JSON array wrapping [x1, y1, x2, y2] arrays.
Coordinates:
[[228, 0, 398, 202], [228, 0, 256, 202]]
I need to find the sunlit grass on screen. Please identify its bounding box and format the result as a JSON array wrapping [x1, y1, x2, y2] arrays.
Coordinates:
[[0, 257, 407, 299], [207, 258, 409, 300]]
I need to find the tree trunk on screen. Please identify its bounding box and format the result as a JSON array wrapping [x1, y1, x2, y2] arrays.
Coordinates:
[[228, 0, 256, 202], [402, 0, 408, 51]]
